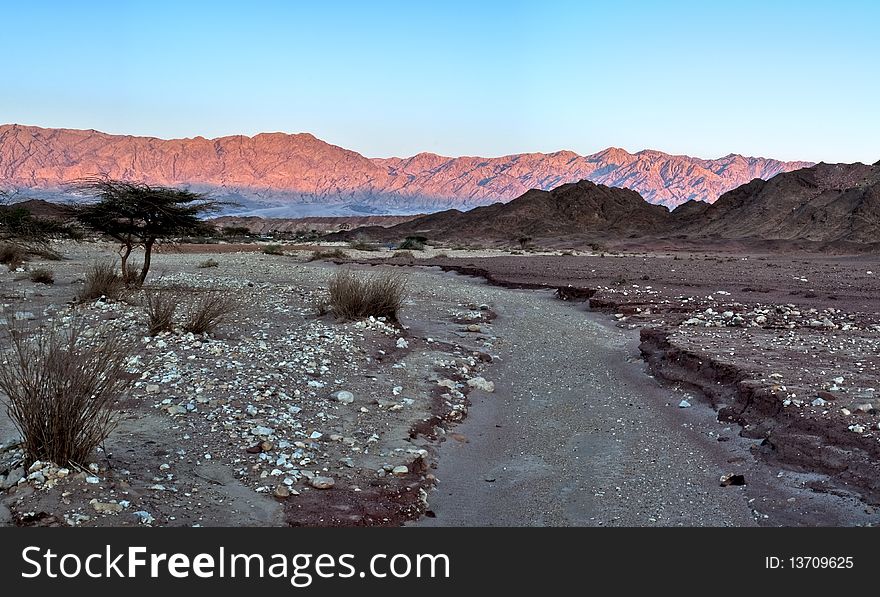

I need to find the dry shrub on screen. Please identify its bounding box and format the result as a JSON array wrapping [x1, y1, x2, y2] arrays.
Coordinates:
[[198, 258, 219, 269], [79, 260, 123, 301], [310, 248, 347, 261], [0, 243, 25, 270], [182, 290, 237, 334], [393, 250, 414, 260], [0, 320, 135, 466], [29, 267, 55, 285], [142, 288, 179, 335], [348, 240, 380, 252], [328, 269, 406, 322], [122, 262, 143, 288], [262, 244, 284, 255], [398, 236, 426, 251]]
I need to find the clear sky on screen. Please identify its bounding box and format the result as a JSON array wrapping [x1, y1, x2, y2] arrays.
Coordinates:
[[2, 1, 877, 163]]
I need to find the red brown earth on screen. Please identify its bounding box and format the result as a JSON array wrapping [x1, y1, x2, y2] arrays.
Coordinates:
[[0, 124, 810, 213]]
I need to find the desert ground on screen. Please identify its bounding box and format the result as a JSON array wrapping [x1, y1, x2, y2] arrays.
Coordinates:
[[1, 241, 878, 526]]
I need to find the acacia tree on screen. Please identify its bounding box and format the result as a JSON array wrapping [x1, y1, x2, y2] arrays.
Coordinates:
[[73, 179, 222, 283]]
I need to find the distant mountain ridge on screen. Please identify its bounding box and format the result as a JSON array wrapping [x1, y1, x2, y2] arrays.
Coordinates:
[[349, 162, 880, 247], [0, 124, 812, 215]]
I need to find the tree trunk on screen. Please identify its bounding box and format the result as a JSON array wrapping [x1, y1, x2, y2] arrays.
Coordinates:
[[119, 243, 133, 277], [140, 238, 154, 284]]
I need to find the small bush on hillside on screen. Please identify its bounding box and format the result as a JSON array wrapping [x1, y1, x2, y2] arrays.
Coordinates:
[[393, 250, 414, 260], [328, 270, 406, 323]]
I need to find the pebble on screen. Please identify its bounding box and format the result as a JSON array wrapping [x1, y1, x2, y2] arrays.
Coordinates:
[[1, 467, 25, 489], [334, 390, 355, 404], [309, 476, 335, 489], [467, 377, 495, 392], [134, 511, 155, 525], [273, 485, 291, 498], [90, 499, 124, 515], [678, 400, 691, 408], [392, 465, 409, 476]]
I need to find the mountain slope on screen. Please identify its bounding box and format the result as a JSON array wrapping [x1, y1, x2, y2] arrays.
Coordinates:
[[677, 162, 880, 244], [353, 179, 672, 242], [0, 124, 811, 214]]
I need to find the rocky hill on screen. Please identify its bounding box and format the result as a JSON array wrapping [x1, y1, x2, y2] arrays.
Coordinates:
[[676, 162, 880, 244], [351, 162, 880, 248], [349, 180, 672, 243], [0, 124, 810, 215]]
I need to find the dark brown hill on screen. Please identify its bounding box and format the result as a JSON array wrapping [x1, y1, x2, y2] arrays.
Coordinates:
[[677, 162, 880, 244], [350, 179, 672, 242]]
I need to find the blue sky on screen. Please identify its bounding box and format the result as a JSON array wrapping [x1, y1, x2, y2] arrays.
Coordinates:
[[2, 1, 878, 162]]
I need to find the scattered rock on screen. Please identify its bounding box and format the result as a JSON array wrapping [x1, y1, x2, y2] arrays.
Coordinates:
[[309, 476, 335, 490], [273, 485, 291, 499], [720, 474, 746, 487], [133, 511, 155, 525], [391, 465, 409, 477], [334, 390, 355, 404], [90, 499, 124, 515], [1, 467, 25, 489], [678, 399, 691, 408], [467, 377, 495, 392]]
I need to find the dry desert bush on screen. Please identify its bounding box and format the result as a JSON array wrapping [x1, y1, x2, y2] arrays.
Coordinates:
[[310, 248, 347, 261], [262, 244, 284, 255], [348, 240, 380, 252], [0, 320, 136, 466], [142, 288, 180, 335], [328, 269, 406, 322], [79, 260, 123, 301], [0, 242, 25, 270], [29, 267, 55, 285], [182, 290, 237, 334]]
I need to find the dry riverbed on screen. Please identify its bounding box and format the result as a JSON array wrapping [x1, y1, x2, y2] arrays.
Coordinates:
[[0, 242, 498, 526]]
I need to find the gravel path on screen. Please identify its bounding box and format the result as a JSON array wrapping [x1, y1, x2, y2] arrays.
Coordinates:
[[413, 272, 758, 527]]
